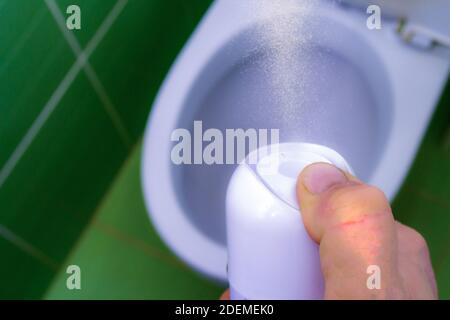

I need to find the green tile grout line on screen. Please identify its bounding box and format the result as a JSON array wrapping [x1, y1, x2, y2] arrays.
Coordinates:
[[0, 224, 60, 271]]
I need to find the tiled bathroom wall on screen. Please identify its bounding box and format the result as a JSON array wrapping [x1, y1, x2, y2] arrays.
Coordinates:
[[0, 0, 212, 298]]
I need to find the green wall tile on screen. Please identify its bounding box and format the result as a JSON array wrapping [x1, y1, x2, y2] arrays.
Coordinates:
[[0, 236, 55, 299], [0, 0, 74, 167], [88, 0, 213, 140], [0, 72, 128, 270]]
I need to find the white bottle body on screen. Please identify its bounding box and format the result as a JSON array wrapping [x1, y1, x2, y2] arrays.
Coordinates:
[[226, 143, 352, 300]]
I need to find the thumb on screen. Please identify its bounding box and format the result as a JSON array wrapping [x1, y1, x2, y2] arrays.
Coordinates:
[[297, 163, 403, 299]]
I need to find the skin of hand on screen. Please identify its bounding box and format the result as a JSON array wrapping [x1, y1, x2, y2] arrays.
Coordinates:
[[221, 162, 437, 300]]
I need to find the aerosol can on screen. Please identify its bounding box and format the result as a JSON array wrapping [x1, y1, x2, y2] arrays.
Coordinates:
[[226, 143, 353, 299]]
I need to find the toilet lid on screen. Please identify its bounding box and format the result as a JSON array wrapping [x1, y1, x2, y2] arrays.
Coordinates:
[[341, 0, 450, 47]]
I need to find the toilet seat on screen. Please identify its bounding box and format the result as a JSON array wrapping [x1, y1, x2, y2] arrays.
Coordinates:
[[142, 0, 450, 281]]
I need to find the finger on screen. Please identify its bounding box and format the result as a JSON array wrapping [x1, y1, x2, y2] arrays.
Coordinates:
[[297, 163, 403, 299]]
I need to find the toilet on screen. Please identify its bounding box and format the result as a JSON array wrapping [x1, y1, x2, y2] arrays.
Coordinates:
[[141, 0, 450, 282]]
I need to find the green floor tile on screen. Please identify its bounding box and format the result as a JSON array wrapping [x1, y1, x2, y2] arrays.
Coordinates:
[[0, 0, 74, 167], [45, 227, 222, 299], [54, 0, 116, 49], [88, 0, 213, 140], [0, 72, 128, 265], [93, 143, 173, 255], [45, 144, 223, 299], [0, 236, 55, 299]]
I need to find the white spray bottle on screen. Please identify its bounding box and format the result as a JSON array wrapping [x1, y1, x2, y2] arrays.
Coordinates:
[[226, 142, 353, 299]]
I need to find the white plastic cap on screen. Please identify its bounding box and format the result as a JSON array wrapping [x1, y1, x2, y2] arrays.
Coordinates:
[[226, 143, 353, 299], [255, 143, 354, 210]]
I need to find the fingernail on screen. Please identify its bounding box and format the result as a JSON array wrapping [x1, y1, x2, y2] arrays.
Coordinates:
[[301, 163, 348, 194]]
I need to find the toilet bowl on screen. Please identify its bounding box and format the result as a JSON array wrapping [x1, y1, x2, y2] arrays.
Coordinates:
[[141, 0, 450, 282]]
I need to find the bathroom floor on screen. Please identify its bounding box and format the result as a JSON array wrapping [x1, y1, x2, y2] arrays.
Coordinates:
[[44, 84, 450, 298]]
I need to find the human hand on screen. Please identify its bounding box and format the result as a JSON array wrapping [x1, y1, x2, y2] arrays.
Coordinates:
[[221, 162, 437, 300]]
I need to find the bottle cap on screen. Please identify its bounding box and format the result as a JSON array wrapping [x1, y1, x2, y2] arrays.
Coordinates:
[[248, 143, 354, 209]]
